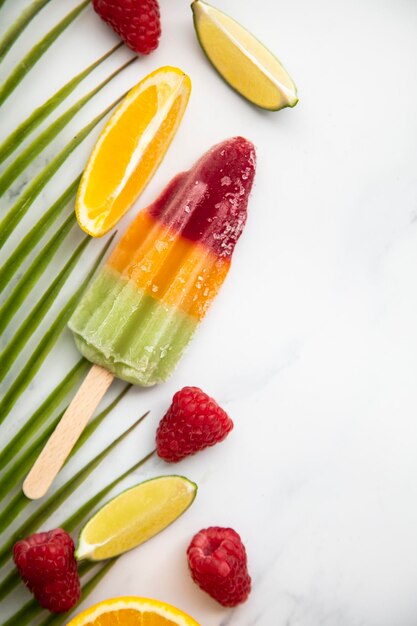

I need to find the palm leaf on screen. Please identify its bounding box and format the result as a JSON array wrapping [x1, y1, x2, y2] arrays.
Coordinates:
[[0, 418, 152, 569], [0, 235, 90, 382], [0, 177, 80, 294], [0, 385, 131, 506], [0, 360, 88, 472], [0, 235, 115, 426], [0, 44, 122, 165], [0, 96, 124, 248], [0, 214, 76, 334], [0, 450, 154, 601], [0, 56, 135, 196], [0, 385, 134, 532], [0, 0, 90, 106], [0, 0, 52, 64]]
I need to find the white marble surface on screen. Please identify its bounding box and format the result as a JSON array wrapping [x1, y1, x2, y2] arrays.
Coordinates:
[[1, 0, 417, 624]]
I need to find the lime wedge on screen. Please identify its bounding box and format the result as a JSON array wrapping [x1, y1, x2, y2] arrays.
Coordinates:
[[76, 475, 197, 561], [191, 0, 298, 111]]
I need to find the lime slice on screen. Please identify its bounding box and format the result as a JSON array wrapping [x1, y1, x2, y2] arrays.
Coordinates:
[[76, 475, 197, 561], [191, 0, 298, 111]]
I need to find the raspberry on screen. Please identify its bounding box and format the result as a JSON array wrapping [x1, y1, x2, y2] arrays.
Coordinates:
[[13, 529, 80, 613], [93, 0, 161, 55], [187, 527, 251, 607], [156, 386, 233, 462]]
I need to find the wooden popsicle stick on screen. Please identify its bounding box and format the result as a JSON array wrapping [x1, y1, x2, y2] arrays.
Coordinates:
[[23, 364, 114, 500]]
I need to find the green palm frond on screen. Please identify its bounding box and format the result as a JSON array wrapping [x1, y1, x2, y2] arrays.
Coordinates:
[[0, 386, 134, 532], [0, 0, 52, 64], [0, 235, 115, 426], [0, 449, 154, 601], [0, 360, 88, 472], [0, 385, 131, 506], [0, 178, 80, 293], [0, 234, 90, 382], [0, 44, 123, 165], [0, 214, 76, 334], [0, 0, 90, 105], [0, 56, 135, 196], [0, 95, 124, 247], [0, 420, 153, 570]]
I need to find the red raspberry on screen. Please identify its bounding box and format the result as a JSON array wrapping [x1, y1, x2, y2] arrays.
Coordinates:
[[156, 386, 233, 462], [187, 527, 251, 607], [13, 529, 80, 613], [93, 0, 161, 55]]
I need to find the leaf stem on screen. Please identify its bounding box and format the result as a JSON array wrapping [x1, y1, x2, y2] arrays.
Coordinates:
[[0, 214, 76, 335], [0, 177, 80, 294], [0, 0, 52, 64], [0, 96, 124, 247], [0, 450, 154, 601], [0, 384, 131, 506], [0, 420, 152, 569], [0, 56, 135, 195], [0, 235, 115, 426], [0, 43, 123, 165], [0, 0, 90, 105], [0, 359, 87, 472], [0, 235, 90, 382]]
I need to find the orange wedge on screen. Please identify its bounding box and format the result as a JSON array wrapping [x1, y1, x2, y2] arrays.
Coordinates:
[[76, 66, 191, 237], [66, 597, 200, 626]]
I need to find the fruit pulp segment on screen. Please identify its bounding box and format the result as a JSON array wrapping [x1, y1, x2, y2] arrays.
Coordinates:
[[69, 268, 197, 386], [84, 85, 159, 211], [76, 67, 191, 237]]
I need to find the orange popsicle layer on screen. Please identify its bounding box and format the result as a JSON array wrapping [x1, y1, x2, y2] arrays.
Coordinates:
[[107, 211, 230, 321]]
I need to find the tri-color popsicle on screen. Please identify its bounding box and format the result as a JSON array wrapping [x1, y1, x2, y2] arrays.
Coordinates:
[[23, 136, 255, 499], [69, 136, 256, 385]]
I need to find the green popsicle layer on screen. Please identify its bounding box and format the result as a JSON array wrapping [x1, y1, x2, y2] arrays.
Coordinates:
[[68, 268, 197, 386]]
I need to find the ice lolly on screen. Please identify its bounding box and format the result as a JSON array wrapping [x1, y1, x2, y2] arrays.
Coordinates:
[[69, 136, 256, 386], [23, 137, 255, 499]]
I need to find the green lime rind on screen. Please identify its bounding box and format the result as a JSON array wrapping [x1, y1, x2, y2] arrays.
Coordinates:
[[0, 177, 80, 295], [76, 475, 198, 562], [0, 385, 131, 506], [0, 44, 122, 165], [0, 235, 90, 384], [0, 0, 52, 65], [0, 214, 76, 335], [0, 359, 87, 473], [0, 0, 89, 106], [1, 560, 115, 626], [0, 56, 135, 196], [191, 0, 298, 112], [0, 94, 124, 249], [0, 235, 114, 427]]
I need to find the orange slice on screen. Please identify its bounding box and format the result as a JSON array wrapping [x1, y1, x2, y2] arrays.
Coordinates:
[[67, 597, 200, 626], [76, 66, 191, 237]]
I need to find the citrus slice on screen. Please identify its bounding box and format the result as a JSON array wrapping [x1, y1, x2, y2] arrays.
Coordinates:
[[76, 476, 197, 561], [76, 66, 191, 237], [191, 0, 298, 111], [66, 597, 200, 626]]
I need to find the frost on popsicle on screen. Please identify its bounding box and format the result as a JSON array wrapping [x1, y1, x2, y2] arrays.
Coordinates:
[[69, 137, 256, 386]]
